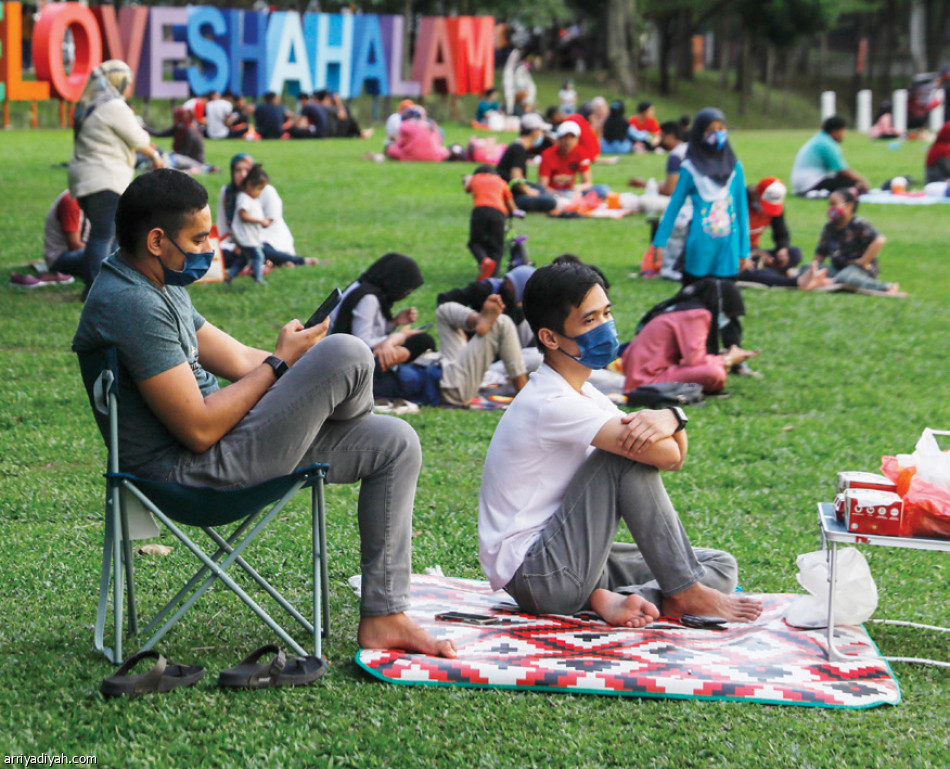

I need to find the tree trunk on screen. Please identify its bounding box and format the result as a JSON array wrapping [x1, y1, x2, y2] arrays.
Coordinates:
[[605, 0, 638, 96], [676, 8, 694, 81], [762, 44, 774, 115], [658, 19, 672, 95]]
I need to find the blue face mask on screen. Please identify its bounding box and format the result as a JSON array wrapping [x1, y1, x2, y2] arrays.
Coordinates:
[[705, 129, 728, 150], [532, 133, 545, 148], [559, 319, 620, 370], [160, 232, 215, 286]]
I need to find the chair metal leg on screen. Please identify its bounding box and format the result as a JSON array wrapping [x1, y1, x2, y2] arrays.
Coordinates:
[[111, 485, 124, 664], [124, 481, 310, 658], [140, 513, 261, 638], [119, 509, 137, 636], [316, 478, 330, 641], [95, 496, 119, 664]]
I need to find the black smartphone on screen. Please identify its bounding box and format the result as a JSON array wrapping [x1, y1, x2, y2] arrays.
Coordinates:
[[304, 288, 342, 329], [680, 614, 728, 629], [416, 322, 433, 331], [435, 611, 497, 625]]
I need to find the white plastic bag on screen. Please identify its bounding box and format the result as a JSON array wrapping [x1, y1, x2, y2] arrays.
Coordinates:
[[897, 428, 950, 491], [784, 548, 878, 628]]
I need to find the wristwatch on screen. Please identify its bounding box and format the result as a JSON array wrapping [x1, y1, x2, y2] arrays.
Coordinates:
[[668, 406, 689, 433], [264, 355, 289, 380]]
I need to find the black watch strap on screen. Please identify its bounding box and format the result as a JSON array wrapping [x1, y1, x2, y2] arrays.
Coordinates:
[[668, 406, 688, 433], [264, 355, 289, 380]]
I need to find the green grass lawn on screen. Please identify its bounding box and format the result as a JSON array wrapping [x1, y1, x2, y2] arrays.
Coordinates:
[[0, 118, 947, 768]]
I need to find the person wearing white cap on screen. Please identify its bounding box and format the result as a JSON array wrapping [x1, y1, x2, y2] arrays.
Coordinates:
[[495, 113, 557, 213], [538, 121, 608, 198]]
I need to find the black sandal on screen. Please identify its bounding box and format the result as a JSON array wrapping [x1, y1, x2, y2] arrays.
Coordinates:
[[101, 650, 205, 698], [218, 644, 327, 689]]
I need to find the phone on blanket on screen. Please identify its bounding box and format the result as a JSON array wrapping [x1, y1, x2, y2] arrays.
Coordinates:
[[415, 322, 433, 331], [680, 614, 727, 629], [304, 288, 342, 329], [435, 611, 497, 625]]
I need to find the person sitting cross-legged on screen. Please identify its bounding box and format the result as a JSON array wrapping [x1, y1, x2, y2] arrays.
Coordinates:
[[478, 261, 764, 626]]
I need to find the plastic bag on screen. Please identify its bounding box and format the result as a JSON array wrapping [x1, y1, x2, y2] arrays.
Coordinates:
[[880, 428, 950, 539], [784, 549, 878, 628]]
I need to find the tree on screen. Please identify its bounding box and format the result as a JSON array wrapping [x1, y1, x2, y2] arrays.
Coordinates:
[[604, 0, 638, 95]]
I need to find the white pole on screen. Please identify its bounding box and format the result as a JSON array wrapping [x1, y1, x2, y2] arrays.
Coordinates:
[[856, 90, 872, 133], [929, 99, 946, 133], [892, 89, 908, 134], [821, 91, 836, 120]]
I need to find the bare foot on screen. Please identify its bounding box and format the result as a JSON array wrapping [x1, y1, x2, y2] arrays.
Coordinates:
[[474, 294, 504, 336], [357, 613, 457, 658], [796, 266, 829, 291], [721, 345, 758, 369], [662, 583, 763, 623], [885, 283, 908, 298], [590, 589, 660, 628]]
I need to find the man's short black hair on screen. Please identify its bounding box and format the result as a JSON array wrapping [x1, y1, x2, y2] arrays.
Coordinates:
[[297, 92, 310, 100], [115, 169, 209, 253], [472, 164, 496, 175], [314, 89, 329, 101], [637, 100, 652, 114], [523, 262, 607, 349], [822, 115, 847, 133], [659, 120, 682, 140], [264, 91, 278, 103]]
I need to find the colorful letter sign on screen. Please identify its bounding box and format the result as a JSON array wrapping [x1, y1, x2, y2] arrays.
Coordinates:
[[0, 3, 494, 104]]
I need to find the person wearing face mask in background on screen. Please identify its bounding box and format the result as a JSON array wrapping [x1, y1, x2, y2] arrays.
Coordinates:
[[495, 113, 558, 213], [811, 188, 906, 297], [477, 261, 763, 628], [648, 108, 754, 370], [73, 170, 458, 660]]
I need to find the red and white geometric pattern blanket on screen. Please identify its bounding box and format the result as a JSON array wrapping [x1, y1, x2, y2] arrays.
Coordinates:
[[354, 575, 900, 709]]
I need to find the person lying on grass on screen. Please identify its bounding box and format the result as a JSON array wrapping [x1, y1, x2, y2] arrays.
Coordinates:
[[478, 261, 763, 627], [72, 170, 455, 658]]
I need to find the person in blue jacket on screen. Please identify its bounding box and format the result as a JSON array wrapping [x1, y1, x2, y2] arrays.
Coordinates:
[[650, 107, 749, 283], [649, 108, 755, 371]]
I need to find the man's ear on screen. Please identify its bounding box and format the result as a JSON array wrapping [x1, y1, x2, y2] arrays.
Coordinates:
[[144, 227, 165, 258], [537, 327, 560, 352]]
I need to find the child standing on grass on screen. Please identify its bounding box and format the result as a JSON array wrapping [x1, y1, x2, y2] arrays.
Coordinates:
[[227, 164, 272, 284], [465, 165, 519, 281]]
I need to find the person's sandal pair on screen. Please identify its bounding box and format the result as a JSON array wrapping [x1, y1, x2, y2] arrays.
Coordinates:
[[217, 644, 327, 690], [100, 650, 205, 698]]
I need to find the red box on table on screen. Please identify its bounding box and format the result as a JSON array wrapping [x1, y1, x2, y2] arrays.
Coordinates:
[[844, 489, 904, 537]]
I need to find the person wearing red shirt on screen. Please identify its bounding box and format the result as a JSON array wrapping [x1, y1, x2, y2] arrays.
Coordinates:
[[561, 112, 601, 162], [628, 101, 660, 152], [43, 189, 89, 280], [539, 122, 595, 194], [465, 166, 517, 279]]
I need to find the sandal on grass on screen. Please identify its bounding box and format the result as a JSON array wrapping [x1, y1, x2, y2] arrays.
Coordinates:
[[218, 644, 327, 689], [101, 650, 205, 698]]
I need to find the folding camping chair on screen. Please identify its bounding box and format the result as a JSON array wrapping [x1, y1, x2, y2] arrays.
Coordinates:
[[77, 348, 330, 665]]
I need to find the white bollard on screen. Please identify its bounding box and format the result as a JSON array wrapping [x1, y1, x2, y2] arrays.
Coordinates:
[[821, 91, 836, 120], [929, 99, 945, 132], [856, 90, 872, 133], [892, 89, 908, 134]]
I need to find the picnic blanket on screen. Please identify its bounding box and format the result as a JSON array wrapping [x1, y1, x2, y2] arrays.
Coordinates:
[[353, 574, 901, 709], [859, 190, 950, 205]]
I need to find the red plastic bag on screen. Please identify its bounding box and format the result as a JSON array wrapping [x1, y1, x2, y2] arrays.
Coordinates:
[[881, 456, 950, 539]]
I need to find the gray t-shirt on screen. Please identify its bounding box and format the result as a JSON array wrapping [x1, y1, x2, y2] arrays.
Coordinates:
[[72, 254, 219, 478]]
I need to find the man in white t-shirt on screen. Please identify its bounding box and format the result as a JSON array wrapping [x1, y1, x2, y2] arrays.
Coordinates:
[[478, 261, 763, 627], [204, 91, 234, 140]]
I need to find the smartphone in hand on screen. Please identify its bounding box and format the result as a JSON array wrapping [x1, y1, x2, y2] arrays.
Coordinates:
[[304, 288, 342, 329]]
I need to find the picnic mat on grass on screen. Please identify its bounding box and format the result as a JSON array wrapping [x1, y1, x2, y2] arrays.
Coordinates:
[[353, 574, 900, 709]]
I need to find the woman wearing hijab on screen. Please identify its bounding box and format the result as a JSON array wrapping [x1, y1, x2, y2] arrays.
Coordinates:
[[600, 101, 633, 155], [330, 254, 527, 406], [925, 122, 950, 183], [621, 278, 757, 394], [651, 107, 749, 284], [216, 152, 317, 269], [68, 60, 163, 296]]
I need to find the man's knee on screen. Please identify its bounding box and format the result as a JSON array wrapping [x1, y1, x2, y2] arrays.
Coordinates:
[[305, 333, 374, 371], [489, 312, 516, 338], [374, 413, 422, 472]]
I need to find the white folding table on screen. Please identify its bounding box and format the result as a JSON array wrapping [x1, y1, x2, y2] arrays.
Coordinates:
[[817, 502, 950, 666]]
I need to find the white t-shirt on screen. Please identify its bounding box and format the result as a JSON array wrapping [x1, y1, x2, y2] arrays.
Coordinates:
[[258, 184, 296, 255], [230, 191, 264, 248], [328, 283, 390, 348], [478, 362, 619, 590], [205, 98, 233, 139]]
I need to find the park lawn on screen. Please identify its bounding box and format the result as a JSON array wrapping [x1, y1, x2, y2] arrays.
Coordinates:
[[0, 124, 947, 769]]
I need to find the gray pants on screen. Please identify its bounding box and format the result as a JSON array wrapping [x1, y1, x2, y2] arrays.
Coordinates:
[[168, 335, 419, 617], [828, 263, 892, 292], [506, 450, 737, 615], [436, 302, 526, 406]]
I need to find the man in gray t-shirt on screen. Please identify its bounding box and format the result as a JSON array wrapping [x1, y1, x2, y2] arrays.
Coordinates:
[[73, 169, 456, 660]]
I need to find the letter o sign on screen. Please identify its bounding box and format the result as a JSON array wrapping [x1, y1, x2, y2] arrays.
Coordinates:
[[34, 3, 104, 101]]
